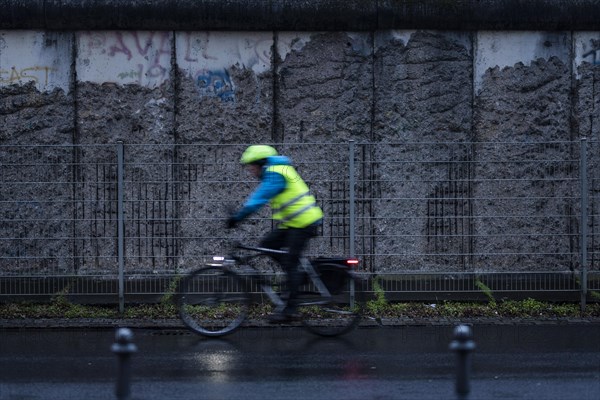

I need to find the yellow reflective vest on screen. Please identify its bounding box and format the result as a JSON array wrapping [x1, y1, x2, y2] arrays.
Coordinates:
[[266, 165, 323, 228]]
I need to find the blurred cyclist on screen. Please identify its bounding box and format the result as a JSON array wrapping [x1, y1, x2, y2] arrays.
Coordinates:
[[227, 145, 323, 323]]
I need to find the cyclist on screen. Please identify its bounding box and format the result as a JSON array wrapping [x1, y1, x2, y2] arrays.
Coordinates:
[[226, 145, 323, 323]]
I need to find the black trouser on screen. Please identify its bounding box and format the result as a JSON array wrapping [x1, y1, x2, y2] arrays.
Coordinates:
[[260, 224, 318, 311]]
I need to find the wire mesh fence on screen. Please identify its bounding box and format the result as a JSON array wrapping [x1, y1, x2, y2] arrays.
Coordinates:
[[0, 140, 598, 305]]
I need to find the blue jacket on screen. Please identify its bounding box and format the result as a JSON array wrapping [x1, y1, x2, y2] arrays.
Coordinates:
[[232, 156, 290, 221]]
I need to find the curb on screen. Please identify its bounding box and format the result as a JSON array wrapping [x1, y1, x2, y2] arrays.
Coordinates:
[[2, 317, 600, 329]]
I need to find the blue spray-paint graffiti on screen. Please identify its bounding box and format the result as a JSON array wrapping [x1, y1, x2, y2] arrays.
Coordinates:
[[583, 39, 600, 65], [583, 49, 600, 65], [196, 69, 235, 102]]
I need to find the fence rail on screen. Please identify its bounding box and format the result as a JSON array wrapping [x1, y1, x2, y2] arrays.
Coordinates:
[[1, 140, 599, 308]]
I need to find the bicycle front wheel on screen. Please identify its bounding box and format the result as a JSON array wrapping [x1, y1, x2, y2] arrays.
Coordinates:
[[178, 267, 250, 337], [299, 264, 364, 337]]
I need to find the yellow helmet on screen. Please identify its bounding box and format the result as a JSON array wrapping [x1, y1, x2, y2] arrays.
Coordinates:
[[240, 145, 278, 164]]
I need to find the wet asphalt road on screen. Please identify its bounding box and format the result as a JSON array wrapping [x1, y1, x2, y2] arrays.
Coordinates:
[[1, 324, 599, 400]]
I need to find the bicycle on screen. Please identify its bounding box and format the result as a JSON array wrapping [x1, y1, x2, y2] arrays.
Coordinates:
[[177, 242, 364, 337]]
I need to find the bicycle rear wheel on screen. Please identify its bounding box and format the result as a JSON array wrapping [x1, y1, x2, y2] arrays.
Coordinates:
[[178, 266, 249, 337], [299, 264, 364, 337]]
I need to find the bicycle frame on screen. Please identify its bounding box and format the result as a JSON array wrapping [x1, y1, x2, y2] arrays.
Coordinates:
[[221, 244, 333, 312]]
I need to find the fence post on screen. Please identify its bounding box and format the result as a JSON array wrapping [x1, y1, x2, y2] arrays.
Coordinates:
[[117, 141, 125, 314], [579, 137, 588, 313], [348, 140, 356, 305], [349, 140, 356, 258]]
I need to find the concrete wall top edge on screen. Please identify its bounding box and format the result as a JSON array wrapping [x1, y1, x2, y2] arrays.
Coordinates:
[[2, 0, 600, 31]]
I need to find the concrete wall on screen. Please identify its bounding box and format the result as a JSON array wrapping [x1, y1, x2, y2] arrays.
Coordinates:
[[1, 28, 600, 273]]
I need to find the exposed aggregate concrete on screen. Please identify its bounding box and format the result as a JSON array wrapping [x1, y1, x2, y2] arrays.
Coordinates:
[[1, 31, 599, 276]]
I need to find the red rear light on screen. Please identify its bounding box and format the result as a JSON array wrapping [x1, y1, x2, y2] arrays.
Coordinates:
[[346, 258, 359, 268]]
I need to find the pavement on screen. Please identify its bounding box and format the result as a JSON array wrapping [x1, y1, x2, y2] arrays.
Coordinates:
[[3, 323, 600, 400]]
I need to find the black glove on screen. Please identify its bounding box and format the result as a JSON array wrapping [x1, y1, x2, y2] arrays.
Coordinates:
[[226, 216, 238, 229]]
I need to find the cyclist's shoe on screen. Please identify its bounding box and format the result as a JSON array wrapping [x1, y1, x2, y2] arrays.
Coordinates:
[[268, 312, 290, 324], [268, 308, 301, 324]]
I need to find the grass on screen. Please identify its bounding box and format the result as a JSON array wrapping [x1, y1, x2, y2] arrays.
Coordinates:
[[1, 297, 599, 321], [366, 299, 600, 319]]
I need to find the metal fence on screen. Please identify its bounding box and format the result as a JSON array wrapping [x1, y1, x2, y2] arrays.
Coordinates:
[[1, 140, 599, 307]]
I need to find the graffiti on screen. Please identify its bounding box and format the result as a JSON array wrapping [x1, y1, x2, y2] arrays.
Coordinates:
[[117, 69, 141, 80], [0, 66, 55, 85], [108, 32, 171, 65], [181, 32, 215, 63], [177, 32, 274, 102], [179, 32, 271, 69], [80, 31, 171, 87], [196, 69, 235, 102], [582, 38, 600, 65], [583, 49, 600, 65], [117, 64, 167, 82]]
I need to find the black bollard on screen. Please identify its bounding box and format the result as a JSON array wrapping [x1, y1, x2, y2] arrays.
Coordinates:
[[449, 324, 476, 399], [112, 327, 138, 400]]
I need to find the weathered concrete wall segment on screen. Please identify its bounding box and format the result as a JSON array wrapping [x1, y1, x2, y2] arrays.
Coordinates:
[[1, 27, 599, 273]]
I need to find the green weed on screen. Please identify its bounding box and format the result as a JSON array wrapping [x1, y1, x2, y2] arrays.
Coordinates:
[[366, 277, 388, 316], [475, 278, 496, 306]]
